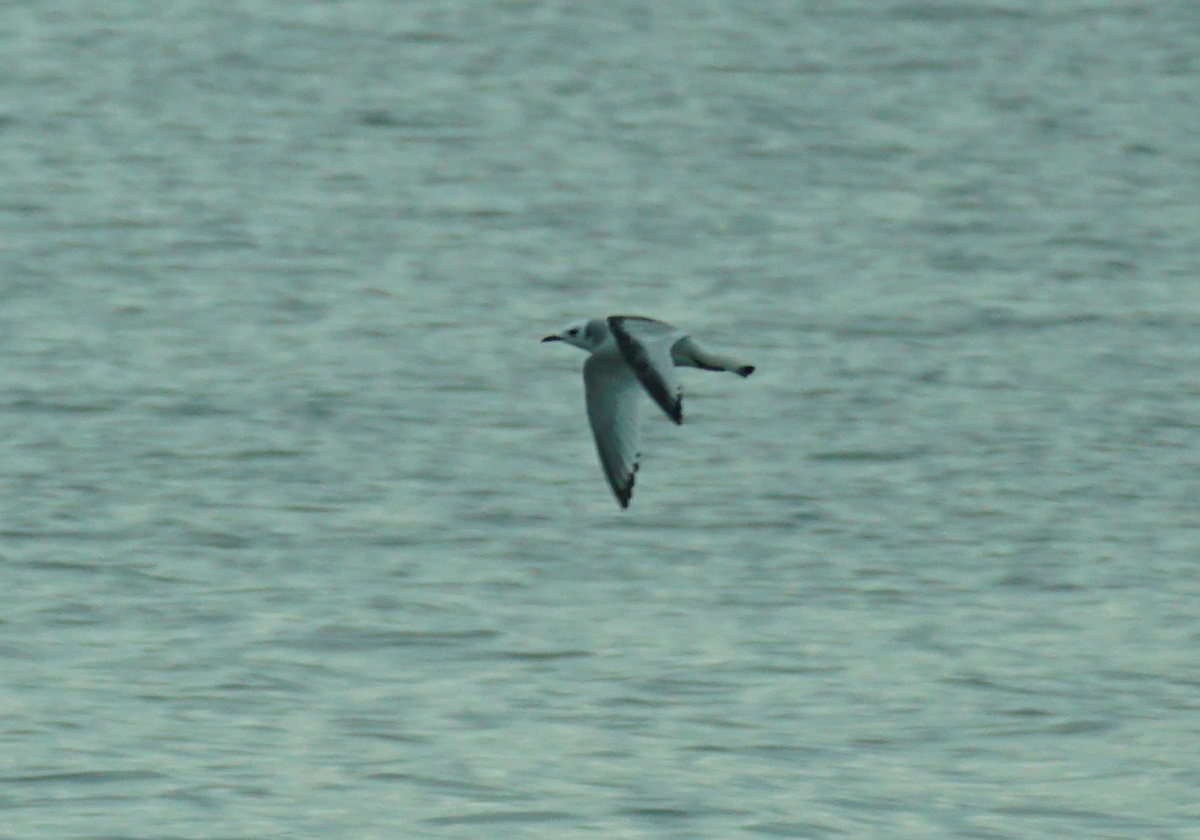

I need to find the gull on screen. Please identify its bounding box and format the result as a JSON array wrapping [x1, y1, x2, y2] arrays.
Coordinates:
[[542, 315, 755, 508]]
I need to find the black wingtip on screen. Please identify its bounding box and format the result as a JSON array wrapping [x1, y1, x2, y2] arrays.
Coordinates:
[[614, 482, 633, 509], [738, 365, 755, 378], [611, 457, 638, 509]]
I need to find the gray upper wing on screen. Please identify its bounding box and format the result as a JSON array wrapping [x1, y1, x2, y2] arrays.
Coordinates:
[[607, 316, 685, 424], [583, 352, 642, 509]]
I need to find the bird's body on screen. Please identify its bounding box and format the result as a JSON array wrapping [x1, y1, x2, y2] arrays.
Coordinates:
[[542, 315, 754, 508]]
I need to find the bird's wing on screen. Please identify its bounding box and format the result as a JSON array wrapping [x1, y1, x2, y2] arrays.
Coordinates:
[[607, 316, 685, 424], [583, 352, 643, 509]]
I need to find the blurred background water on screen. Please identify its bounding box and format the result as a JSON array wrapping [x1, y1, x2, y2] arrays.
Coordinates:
[[1, 1, 1199, 837]]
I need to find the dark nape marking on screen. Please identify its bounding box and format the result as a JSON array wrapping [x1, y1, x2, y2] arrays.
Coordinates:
[[608, 316, 683, 424]]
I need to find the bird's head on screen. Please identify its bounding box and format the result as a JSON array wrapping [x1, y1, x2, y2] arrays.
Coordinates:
[[541, 318, 605, 352]]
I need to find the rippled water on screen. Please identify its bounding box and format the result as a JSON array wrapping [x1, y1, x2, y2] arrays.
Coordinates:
[[1, 1, 1199, 837]]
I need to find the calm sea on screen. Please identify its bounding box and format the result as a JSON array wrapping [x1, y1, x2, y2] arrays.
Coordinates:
[[1, 1, 1198, 838]]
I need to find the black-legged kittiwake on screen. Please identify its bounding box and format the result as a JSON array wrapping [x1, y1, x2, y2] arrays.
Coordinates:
[[542, 315, 755, 509]]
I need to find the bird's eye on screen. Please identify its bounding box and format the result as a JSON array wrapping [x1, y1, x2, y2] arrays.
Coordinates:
[[568, 328, 578, 336]]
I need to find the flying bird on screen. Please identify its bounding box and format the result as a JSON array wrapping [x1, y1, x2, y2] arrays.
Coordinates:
[[542, 315, 755, 508]]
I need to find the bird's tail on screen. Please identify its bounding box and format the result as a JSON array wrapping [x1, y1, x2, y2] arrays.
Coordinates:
[[672, 337, 755, 377]]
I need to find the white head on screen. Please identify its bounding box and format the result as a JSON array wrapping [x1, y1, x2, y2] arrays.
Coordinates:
[[541, 318, 610, 353]]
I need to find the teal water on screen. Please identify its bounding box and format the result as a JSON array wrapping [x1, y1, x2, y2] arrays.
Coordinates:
[[1, 1, 1199, 838]]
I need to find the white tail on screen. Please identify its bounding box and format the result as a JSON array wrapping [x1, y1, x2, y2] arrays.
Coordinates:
[[671, 337, 755, 377]]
